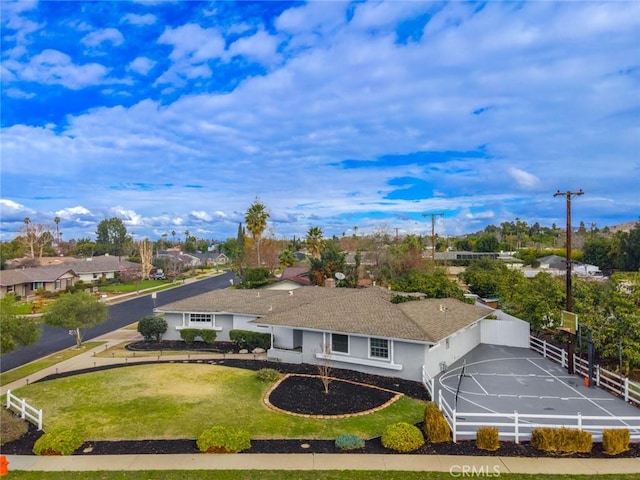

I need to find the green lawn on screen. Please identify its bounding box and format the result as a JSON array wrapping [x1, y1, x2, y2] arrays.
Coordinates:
[[12, 363, 426, 440], [0, 342, 105, 387], [6, 471, 637, 480], [99, 279, 171, 293]]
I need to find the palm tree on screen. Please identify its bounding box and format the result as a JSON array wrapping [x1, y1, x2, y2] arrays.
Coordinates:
[[54, 216, 61, 244], [171, 230, 176, 246], [245, 198, 269, 265], [278, 249, 296, 269], [184, 230, 190, 243], [306, 226, 324, 258], [23, 217, 34, 258]]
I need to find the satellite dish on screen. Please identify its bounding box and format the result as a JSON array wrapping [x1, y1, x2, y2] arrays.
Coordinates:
[[335, 272, 345, 280]]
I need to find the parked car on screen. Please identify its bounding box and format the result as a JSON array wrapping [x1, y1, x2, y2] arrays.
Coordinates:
[[151, 272, 166, 280]]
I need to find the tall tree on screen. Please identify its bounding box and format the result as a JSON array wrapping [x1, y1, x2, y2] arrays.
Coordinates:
[[244, 198, 269, 266], [391, 268, 465, 299], [54, 216, 61, 244], [96, 217, 128, 258], [305, 226, 324, 258], [0, 296, 41, 355], [43, 292, 108, 348], [138, 238, 153, 279]]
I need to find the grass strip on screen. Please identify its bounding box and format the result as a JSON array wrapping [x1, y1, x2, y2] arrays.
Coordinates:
[[4, 471, 637, 480], [0, 342, 104, 387]]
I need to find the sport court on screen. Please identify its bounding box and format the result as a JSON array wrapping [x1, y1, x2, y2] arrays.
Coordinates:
[[435, 344, 640, 441]]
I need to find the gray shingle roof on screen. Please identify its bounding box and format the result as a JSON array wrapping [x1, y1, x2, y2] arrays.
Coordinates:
[[0, 266, 77, 286], [157, 286, 492, 343]]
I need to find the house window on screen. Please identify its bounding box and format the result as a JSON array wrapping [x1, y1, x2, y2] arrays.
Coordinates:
[[7, 285, 14, 293], [370, 338, 389, 359], [33, 282, 44, 290], [55, 280, 61, 290], [331, 334, 349, 354], [188, 313, 213, 327]]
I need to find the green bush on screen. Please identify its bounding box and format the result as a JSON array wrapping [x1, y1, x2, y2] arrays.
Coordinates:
[[256, 368, 281, 382], [530, 427, 592, 454], [197, 425, 251, 453], [137, 315, 168, 342], [424, 403, 451, 443], [33, 429, 84, 456], [602, 429, 630, 455], [180, 329, 218, 345], [476, 426, 500, 451], [381, 422, 424, 452], [335, 433, 365, 451], [229, 329, 270, 351], [239, 267, 271, 288]]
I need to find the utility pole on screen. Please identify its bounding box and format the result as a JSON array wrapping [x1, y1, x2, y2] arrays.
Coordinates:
[[553, 189, 584, 312], [423, 213, 444, 264]]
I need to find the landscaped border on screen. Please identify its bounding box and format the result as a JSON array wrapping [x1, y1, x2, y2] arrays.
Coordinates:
[[263, 373, 403, 419]]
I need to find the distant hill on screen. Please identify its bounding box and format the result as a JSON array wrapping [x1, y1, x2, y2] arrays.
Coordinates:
[[609, 221, 639, 234]]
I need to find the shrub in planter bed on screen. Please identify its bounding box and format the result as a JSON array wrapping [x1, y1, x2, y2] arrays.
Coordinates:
[[256, 368, 281, 382], [335, 433, 365, 451], [180, 328, 217, 345], [197, 425, 251, 453], [530, 427, 592, 454], [424, 403, 451, 443], [602, 429, 630, 455], [229, 329, 270, 351], [33, 429, 84, 456], [476, 426, 500, 451], [381, 422, 424, 453]]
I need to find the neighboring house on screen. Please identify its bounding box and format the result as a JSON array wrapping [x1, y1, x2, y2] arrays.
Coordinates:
[[193, 252, 229, 266], [155, 286, 530, 382], [0, 267, 77, 299], [63, 255, 141, 283], [266, 267, 311, 290], [156, 249, 201, 269]]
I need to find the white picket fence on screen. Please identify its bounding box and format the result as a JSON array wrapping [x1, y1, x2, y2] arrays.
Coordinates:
[[5, 390, 43, 430], [422, 336, 640, 443], [531, 335, 640, 407]]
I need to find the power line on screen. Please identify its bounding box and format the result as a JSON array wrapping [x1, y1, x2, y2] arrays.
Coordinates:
[[553, 189, 584, 312]]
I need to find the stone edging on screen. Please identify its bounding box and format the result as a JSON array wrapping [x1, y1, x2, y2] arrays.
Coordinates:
[[263, 373, 404, 419]]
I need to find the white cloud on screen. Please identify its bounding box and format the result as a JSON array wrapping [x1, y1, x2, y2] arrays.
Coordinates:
[[190, 211, 212, 221], [12, 49, 108, 89], [128, 56, 156, 75], [508, 167, 540, 190], [121, 13, 156, 26], [227, 29, 281, 65], [158, 24, 225, 62], [56, 206, 92, 218], [81, 28, 124, 47]]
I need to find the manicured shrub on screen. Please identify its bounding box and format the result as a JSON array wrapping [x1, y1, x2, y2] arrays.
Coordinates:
[[476, 426, 500, 451], [180, 328, 198, 344], [197, 425, 251, 453], [256, 368, 281, 382], [335, 433, 365, 451], [137, 315, 168, 342], [381, 422, 424, 452], [424, 403, 451, 443], [33, 429, 84, 456], [229, 329, 270, 351], [602, 429, 630, 455], [198, 329, 217, 345], [530, 427, 592, 454]]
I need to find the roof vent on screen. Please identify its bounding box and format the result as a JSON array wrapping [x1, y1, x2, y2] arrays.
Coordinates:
[[288, 290, 293, 296]]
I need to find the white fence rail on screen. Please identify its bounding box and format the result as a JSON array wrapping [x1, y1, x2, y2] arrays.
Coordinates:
[[437, 390, 640, 443], [531, 335, 640, 407], [5, 390, 43, 430]]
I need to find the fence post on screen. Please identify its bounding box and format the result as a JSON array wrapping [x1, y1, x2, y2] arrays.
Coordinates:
[[37, 409, 43, 431], [20, 397, 26, 420], [577, 412, 582, 431], [624, 378, 629, 403], [5, 390, 10, 409], [543, 340, 547, 359], [595, 365, 600, 387], [514, 411, 519, 444], [452, 409, 457, 443], [562, 348, 566, 368]]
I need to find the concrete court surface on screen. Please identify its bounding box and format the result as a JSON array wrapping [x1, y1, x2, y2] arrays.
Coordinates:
[[435, 343, 640, 439]]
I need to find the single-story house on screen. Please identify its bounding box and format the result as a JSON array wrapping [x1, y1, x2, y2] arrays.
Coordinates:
[[155, 286, 530, 382], [63, 255, 141, 283], [0, 266, 77, 299], [266, 267, 311, 290], [155, 249, 201, 269]]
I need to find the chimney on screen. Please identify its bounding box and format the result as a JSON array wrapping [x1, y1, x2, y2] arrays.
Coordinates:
[[324, 278, 336, 288]]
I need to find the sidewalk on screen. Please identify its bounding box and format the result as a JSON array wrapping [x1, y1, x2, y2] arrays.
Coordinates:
[[3, 324, 640, 474]]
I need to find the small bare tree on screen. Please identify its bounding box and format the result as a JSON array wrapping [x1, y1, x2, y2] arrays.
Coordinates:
[[317, 342, 333, 394], [138, 238, 153, 279]]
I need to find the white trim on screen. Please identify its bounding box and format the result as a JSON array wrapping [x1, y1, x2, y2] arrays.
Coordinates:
[[175, 325, 222, 331], [330, 332, 350, 355], [316, 352, 403, 371]]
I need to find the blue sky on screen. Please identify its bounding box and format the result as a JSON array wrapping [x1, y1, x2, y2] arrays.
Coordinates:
[[1, 1, 639, 243]]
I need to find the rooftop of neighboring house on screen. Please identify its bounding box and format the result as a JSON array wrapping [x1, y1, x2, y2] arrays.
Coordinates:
[[0, 266, 77, 286], [156, 286, 492, 344]]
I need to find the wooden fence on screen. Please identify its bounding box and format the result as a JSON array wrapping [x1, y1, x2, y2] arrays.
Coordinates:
[[5, 390, 43, 430]]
